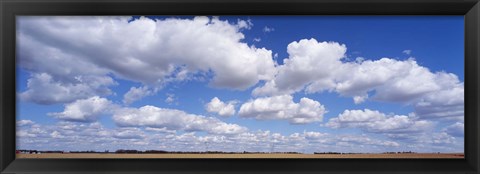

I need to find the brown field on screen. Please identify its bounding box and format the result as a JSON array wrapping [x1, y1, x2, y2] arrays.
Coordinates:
[[17, 153, 464, 159]]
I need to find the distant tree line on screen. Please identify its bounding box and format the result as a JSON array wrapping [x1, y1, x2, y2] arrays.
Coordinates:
[[313, 151, 419, 155], [382, 151, 417, 154], [314, 152, 354, 154]]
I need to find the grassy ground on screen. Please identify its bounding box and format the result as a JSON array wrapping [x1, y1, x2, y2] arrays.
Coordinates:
[[17, 153, 464, 159]]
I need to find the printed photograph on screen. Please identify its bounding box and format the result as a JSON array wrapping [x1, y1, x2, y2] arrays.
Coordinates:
[[16, 16, 464, 158]]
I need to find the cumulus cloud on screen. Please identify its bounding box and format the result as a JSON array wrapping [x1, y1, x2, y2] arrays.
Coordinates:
[[252, 39, 347, 96], [326, 109, 433, 133], [17, 16, 277, 105], [19, 73, 115, 105], [403, 50, 412, 55], [122, 86, 154, 105], [238, 95, 326, 124], [17, 120, 35, 127], [113, 128, 145, 139], [432, 132, 457, 145], [413, 74, 464, 120], [303, 131, 328, 141], [145, 127, 176, 134], [17, 122, 47, 139], [253, 38, 463, 120], [17, 121, 144, 151], [336, 109, 385, 122], [17, 130, 38, 138], [48, 96, 244, 134], [50, 131, 65, 138], [18, 120, 463, 153], [415, 132, 458, 145], [253, 39, 439, 102], [48, 96, 113, 122], [443, 122, 464, 137], [205, 97, 236, 117], [337, 58, 441, 103], [335, 134, 400, 147], [113, 105, 247, 135]]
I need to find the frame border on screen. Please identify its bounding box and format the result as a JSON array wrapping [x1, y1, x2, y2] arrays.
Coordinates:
[[1, 0, 479, 173]]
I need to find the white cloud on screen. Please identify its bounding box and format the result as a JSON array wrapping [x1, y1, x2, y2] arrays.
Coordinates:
[[430, 132, 456, 145], [326, 109, 433, 133], [236, 19, 253, 30], [145, 127, 176, 134], [353, 95, 368, 104], [17, 121, 141, 151], [403, 50, 412, 55], [303, 131, 328, 140], [253, 38, 463, 120], [382, 129, 461, 151], [113, 128, 145, 139], [48, 96, 113, 122], [253, 38, 261, 42], [252, 39, 347, 96], [122, 86, 154, 105], [17, 120, 463, 153], [17, 16, 277, 106], [414, 73, 464, 119], [367, 59, 440, 102], [17, 123, 48, 138], [17, 130, 37, 138], [336, 135, 400, 147], [19, 73, 115, 105], [263, 26, 275, 32], [355, 57, 365, 63], [337, 109, 384, 122], [205, 97, 236, 117], [17, 120, 35, 126], [334, 58, 441, 103], [164, 93, 176, 104], [113, 105, 247, 135], [238, 95, 326, 124], [50, 131, 65, 138], [444, 122, 464, 137]]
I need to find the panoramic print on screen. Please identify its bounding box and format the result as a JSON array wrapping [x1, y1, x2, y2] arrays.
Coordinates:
[[16, 16, 464, 158]]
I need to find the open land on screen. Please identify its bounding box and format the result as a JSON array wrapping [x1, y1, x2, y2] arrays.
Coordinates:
[[17, 153, 464, 159]]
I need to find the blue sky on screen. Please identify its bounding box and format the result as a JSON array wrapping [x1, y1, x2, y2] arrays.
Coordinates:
[[16, 16, 464, 153]]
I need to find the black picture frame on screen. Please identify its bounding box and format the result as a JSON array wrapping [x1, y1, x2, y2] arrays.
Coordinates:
[[1, 0, 479, 173]]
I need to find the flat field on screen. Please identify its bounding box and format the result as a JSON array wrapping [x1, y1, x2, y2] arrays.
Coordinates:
[[17, 153, 464, 159]]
